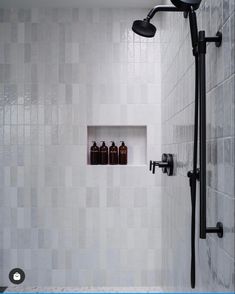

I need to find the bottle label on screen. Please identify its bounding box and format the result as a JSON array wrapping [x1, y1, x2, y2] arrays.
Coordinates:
[[120, 151, 127, 154]]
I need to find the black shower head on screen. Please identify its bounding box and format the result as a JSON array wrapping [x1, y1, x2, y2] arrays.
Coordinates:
[[171, 0, 201, 11], [132, 5, 178, 38], [132, 19, 156, 38]]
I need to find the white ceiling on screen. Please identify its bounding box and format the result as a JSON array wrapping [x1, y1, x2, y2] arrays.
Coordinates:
[[0, 0, 165, 9]]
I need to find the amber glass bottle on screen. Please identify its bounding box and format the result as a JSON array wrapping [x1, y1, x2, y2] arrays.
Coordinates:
[[109, 141, 118, 165], [90, 141, 99, 165], [100, 141, 108, 165], [119, 141, 128, 165]]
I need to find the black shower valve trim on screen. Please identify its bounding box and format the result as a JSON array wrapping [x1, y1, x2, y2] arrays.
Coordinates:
[[149, 153, 174, 176]]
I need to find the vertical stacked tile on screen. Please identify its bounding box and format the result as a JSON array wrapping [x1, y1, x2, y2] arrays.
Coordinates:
[[159, 0, 234, 291], [0, 7, 163, 287]]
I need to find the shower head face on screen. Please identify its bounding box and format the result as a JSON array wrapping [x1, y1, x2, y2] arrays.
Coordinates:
[[170, 0, 201, 10], [132, 19, 156, 38]]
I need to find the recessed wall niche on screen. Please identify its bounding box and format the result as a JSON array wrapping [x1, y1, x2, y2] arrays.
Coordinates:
[[87, 126, 147, 166]]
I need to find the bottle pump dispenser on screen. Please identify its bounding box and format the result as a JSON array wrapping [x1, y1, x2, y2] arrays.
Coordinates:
[[100, 141, 108, 165], [109, 141, 118, 165], [119, 141, 128, 165]]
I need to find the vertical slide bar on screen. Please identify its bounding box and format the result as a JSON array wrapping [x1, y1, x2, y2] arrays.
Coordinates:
[[199, 31, 207, 239]]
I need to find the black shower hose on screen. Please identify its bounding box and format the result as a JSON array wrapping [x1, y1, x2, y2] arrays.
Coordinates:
[[188, 54, 199, 289]]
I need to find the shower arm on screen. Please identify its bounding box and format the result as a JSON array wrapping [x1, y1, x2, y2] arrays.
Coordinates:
[[146, 5, 184, 21]]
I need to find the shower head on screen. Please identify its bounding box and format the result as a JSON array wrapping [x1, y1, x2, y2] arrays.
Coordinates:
[[132, 19, 156, 38], [171, 0, 201, 11], [132, 5, 179, 38]]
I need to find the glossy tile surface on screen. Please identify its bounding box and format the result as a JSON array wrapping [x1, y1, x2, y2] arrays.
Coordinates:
[[0, 7, 162, 288]]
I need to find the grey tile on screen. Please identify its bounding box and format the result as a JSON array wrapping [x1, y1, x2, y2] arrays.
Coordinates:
[[229, 0, 235, 15], [134, 188, 147, 208], [222, 18, 231, 80], [106, 188, 120, 207], [65, 84, 73, 104], [0, 9, 10, 22], [224, 138, 234, 197], [230, 13, 234, 75], [211, 0, 223, 30], [223, 75, 234, 137], [222, 0, 230, 23], [18, 9, 31, 22], [86, 188, 100, 208], [4, 84, 17, 105]]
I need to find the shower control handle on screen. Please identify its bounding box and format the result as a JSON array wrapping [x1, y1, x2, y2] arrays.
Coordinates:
[[153, 161, 161, 174], [149, 153, 174, 176], [150, 160, 163, 174]]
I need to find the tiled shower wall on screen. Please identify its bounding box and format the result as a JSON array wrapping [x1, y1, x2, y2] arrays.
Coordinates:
[[0, 8, 162, 287], [159, 0, 234, 291]]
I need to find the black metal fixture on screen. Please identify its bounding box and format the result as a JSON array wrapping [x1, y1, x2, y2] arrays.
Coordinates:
[[132, 0, 223, 289], [149, 153, 174, 176], [171, 0, 201, 10]]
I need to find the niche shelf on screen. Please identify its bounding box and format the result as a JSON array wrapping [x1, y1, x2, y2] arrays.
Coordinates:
[[87, 126, 147, 166]]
